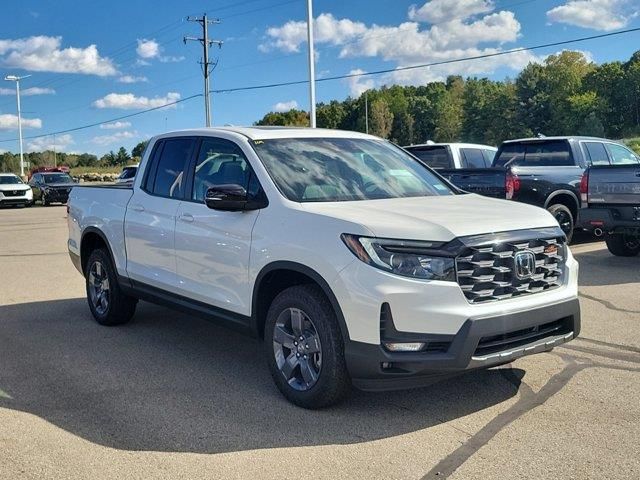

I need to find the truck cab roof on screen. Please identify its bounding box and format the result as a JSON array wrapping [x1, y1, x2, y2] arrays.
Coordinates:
[[152, 126, 379, 142]]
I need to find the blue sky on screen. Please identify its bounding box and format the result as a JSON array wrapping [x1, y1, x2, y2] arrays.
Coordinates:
[[0, 0, 638, 155]]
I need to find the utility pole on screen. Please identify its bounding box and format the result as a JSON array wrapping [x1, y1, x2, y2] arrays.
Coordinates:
[[364, 90, 369, 134], [306, 0, 316, 128], [184, 13, 223, 127], [4, 74, 30, 177]]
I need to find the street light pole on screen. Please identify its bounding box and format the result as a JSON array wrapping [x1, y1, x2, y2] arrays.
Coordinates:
[[306, 0, 316, 128], [4, 74, 30, 177]]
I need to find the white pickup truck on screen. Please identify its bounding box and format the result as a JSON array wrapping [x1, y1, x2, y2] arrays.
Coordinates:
[[68, 127, 580, 408]]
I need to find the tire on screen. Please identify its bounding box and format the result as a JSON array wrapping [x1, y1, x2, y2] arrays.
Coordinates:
[[547, 203, 574, 243], [42, 195, 49, 207], [85, 248, 137, 326], [264, 284, 350, 409], [605, 234, 640, 257]]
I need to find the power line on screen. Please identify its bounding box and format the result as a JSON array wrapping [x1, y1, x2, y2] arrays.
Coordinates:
[[0, 94, 202, 144], [211, 26, 640, 93]]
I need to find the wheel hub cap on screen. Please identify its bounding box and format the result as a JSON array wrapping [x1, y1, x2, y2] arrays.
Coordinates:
[[272, 307, 322, 391], [88, 261, 110, 315]]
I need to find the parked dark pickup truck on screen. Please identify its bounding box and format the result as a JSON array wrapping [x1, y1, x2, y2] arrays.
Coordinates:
[[579, 164, 640, 256], [404, 143, 505, 199], [411, 136, 640, 243]]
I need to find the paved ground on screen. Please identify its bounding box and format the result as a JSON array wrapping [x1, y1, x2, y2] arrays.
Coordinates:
[[0, 206, 638, 480]]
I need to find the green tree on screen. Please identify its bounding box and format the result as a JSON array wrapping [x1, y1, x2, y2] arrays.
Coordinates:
[[368, 99, 394, 138], [317, 101, 346, 129], [131, 140, 149, 159], [116, 147, 131, 166], [255, 109, 309, 126]]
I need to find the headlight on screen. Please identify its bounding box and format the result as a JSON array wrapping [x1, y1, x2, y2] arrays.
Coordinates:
[[341, 234, 456, 281]]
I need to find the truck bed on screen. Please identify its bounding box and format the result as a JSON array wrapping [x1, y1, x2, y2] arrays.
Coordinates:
[[580, 165, 640, 233], [438, 168, 506, 199]]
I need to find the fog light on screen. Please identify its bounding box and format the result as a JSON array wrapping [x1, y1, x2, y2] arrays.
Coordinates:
[[384, 342, 425, 352]]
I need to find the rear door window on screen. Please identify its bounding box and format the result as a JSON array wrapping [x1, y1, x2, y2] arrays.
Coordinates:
[[408, 146, 452, 169], [150, 138, 196, 199], [460, 148, 488, 168], [494, 141, 572, 167], [582, 142, 610, 166], [606, 143, 640, 165]]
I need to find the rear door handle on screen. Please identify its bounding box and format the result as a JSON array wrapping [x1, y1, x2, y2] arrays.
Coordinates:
[[130, 204, 145, 212], [635, 171, 640, 177], [179, 213, 194, 223]]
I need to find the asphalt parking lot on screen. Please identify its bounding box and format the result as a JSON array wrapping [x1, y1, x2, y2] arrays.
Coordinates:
[[0, 206, 638, 480]]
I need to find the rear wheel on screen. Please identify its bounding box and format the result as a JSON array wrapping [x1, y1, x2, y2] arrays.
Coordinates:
[[265, 285, 350, 409], [605, 234, 640, 257], [548, 204, 574, 243], [85, 248, 137, 325]]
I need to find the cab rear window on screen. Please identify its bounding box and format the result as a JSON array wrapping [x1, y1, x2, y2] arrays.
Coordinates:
[[406, 146, 453, 169], [494, 140, 573, 168]]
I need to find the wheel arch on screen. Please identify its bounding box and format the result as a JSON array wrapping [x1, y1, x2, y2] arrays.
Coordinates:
[[544, 190, 580, 220], [251, 261, 349, 341], [80, 227, 116, 277]]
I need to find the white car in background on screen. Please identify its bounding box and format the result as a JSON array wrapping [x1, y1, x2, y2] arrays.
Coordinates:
[[115, 164, 139, 185], [0, 173, 33, 208], [404, 142, 498, 170]]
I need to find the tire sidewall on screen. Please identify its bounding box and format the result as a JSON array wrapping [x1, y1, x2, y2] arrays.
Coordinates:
[[85, 249, 117, 324], [264, 286, 348, 408], [548, 203, 574, 243]]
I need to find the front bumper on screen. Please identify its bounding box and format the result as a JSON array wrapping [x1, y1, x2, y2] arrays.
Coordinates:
[[43, 188, 71, 203], [346, 297, 580, 391], [0, 190, 32, 205]]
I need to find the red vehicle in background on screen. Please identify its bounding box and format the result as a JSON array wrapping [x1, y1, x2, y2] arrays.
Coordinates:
[[28, 166, 70, 180]]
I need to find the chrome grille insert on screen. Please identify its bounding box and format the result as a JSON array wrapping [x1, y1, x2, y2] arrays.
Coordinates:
[[456, 237, 565, 303]]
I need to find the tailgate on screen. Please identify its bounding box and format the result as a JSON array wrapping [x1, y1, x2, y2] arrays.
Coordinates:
[[588, 166, 640, 205], [439, 168, 506, 198]]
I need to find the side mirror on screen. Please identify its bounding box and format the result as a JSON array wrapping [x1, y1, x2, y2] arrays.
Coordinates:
[[205, 184, 249, 211]]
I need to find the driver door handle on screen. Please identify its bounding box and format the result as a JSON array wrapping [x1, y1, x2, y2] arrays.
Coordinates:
[[179, 213, 194, 223], [130, 203, 145, 212]]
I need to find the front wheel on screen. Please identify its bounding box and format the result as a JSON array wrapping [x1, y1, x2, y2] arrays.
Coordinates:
[[42, 194, 49, 206], [548, 204, 574, 243], [605, 234, 640, 257], [265, 285, 350, 409], [85, 248, 137, 325]]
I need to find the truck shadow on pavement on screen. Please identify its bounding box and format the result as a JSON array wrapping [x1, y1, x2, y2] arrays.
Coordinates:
[[0, 298, 522, 454], [572, 247, 640, 287]]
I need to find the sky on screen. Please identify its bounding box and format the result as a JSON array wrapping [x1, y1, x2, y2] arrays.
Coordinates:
[[0, 0, 639, 156]]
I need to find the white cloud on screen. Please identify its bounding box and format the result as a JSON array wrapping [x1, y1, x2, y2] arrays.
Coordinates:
[[93, 92, 181, 110], [91, 130, 137, 146], [272, 100, 299, 112], [409, 0, 495, 23], [0, 114, 42, 130], [136, 39, 160, 59], [547, 0, 634, 31], [260, 13, 368, 52], [117, 75, 148, 84], [0, 87, 55, 96], [0, 36, 116, 76], [135, 38, 184, 64], [263, 4, 529, 91], [26, 134, 74, 152], [345, 69, 375, 97], [100, 121, 132, 130], [159, 55, 185, 63]]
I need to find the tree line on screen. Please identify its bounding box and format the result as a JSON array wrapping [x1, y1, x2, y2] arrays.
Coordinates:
[[255, 50, 640, 147], [0, 141, 148, 174]]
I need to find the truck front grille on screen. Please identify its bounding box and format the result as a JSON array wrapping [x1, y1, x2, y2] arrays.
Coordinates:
[[456, 236, 565, 303]]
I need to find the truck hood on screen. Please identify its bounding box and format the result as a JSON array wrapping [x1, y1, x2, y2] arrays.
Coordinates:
[[301, 194, 557, 242]]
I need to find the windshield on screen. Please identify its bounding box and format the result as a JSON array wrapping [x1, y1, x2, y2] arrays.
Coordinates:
[[252, 137, 454, 202], [43, 173, 73, 184], [0, 175, 23, 184]]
